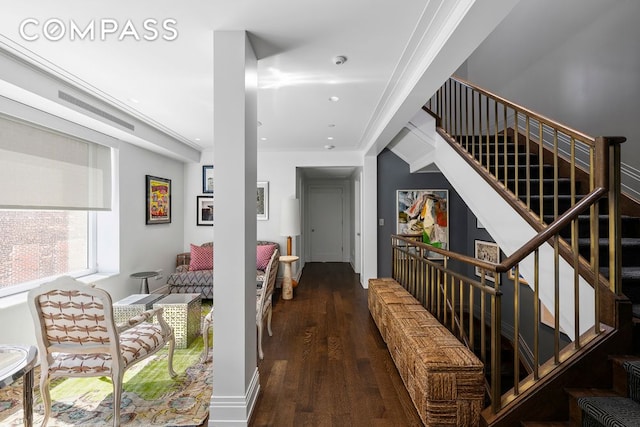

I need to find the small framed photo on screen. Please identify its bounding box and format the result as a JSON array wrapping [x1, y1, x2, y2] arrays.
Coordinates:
[[197, 196, 214, 226], [202, 165, 214, 193], [474, 239, 499, 282], [257, 181, 269, 220], [508, 266, 528, 285], [146, 175, 171, 225]]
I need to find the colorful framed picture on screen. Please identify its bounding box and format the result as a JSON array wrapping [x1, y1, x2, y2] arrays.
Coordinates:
[[202, 165, 214, 193], [257, 182, 269, 220], [146, 175, 171, 224], [197, 195, 214, 226], [396, 189, 448, 259], [474, 240, 499, 282]]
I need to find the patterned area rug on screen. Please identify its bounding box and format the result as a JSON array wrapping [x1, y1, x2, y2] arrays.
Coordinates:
[[0, 331, 212, 426]]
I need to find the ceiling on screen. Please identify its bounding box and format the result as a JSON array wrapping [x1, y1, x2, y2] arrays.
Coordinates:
[[0, 1, 517, 162], [0, 1, 427, 153]]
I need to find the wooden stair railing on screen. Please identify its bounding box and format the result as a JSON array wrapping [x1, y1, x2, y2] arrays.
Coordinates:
[[390, 76, 635, 424]]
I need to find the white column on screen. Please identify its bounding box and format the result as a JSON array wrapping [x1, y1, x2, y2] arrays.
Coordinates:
[[210, 31, 259, 426], [361, 155, 377, 288]]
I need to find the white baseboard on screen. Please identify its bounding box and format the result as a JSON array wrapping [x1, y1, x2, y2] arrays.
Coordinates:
[[208, 367, 260, 426]]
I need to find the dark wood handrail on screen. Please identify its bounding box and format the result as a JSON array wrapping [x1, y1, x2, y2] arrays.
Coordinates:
[[450, 76, 596, 145], [393, 185, 606, 274]]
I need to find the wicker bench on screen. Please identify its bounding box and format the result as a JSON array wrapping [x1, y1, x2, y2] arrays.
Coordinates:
[[368, 278, 484, 426]]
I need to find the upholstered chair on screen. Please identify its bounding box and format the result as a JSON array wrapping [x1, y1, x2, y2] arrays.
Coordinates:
[[256, 249, 279, 359], [200, 248, 280, 362], [27, 276, 177, 427]]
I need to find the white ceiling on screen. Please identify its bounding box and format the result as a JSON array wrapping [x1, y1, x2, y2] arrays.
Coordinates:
[[0, 1, 429, 153], [0, 1, 518, 160]]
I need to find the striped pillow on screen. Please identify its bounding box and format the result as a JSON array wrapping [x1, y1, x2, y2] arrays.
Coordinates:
[[189, 244, 213, 271], [256, 244, 276, 271]]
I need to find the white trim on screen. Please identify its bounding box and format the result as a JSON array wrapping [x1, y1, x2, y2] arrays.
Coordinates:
[[208, 368, 260, 426]]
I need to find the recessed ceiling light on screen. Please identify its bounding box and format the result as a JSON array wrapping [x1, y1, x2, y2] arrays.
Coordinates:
[[324, 144, 335, 150], [195, 138, 201, 141], [333, 56, 347, 65], [327, 136, 334, 140], [128, 98, 140, 104], [328, 124, 336, 127], [258, 121, 262, 127], [329, 96, 340, 102], [260, 137, 268, 141]]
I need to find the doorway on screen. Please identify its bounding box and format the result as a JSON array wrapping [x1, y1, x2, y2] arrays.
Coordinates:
[[308, 186, 344, 262]]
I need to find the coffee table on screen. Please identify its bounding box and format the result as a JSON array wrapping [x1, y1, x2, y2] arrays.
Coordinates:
[[112, 294, 165, 325], [153, 294, 201, 349]]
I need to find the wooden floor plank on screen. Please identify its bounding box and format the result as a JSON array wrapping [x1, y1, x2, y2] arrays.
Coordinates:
[[250, 262, 422, 426]]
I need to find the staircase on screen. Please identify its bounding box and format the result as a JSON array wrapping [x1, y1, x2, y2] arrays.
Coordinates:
[[381, 75, 640, 424], [521, 357, 640, 426], [463, 132, 640, 425], [466, 133, 640, 320]]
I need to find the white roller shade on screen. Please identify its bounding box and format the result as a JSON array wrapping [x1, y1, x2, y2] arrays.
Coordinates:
[[0, 114, 111, 210]]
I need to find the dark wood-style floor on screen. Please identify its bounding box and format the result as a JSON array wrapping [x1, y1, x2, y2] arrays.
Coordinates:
[[250, 262, 423, 427]]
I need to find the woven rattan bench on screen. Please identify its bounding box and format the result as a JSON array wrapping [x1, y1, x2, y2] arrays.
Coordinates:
[[368, 278, 484, 426]]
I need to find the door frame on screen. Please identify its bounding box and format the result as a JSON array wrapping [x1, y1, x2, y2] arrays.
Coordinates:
[[304, 180, 351, 263]]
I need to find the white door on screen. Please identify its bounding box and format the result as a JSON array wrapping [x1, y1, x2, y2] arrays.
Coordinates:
[[309, 186, 343, 262]]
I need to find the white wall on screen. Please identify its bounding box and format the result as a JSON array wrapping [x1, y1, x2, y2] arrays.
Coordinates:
[[0, 142, 186, 346], [103, 143, 185, 298], [463, 0, 640, 199]]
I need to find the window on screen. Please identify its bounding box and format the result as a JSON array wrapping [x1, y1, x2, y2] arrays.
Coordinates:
[[0, 209, 97, 297]]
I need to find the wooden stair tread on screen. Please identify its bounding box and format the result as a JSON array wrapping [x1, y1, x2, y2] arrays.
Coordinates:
[[565, 388, 622, 399], [520, 422, 571, 427]]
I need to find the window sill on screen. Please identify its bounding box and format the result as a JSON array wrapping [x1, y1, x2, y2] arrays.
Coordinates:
[[0, 272, 119, 309], [77, 272, 119, 285]]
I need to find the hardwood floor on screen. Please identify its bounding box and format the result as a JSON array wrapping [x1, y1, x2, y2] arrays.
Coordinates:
[[250, 262, 423, 427]]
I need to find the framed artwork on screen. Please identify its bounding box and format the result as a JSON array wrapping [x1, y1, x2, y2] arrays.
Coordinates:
[[508, 266, 528, 285], [202, 165, 214, 193], [197, 195, 214, 226], [474, 240, 499, 282], [396, 189, 448, 259], [257, 182, 269, 220], [146, 175, 171, 224]]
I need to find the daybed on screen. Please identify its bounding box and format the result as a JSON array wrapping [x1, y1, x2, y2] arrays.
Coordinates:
[[167, 241, 280, 299]]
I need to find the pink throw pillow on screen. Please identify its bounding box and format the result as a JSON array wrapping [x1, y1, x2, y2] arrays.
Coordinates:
[[256, 244, 276, 271], [189, 244, 213, 271]]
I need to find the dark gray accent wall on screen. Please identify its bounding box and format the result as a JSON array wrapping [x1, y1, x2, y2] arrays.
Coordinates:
[[377, 147, 566, 361], [377, 148, 469, 277]]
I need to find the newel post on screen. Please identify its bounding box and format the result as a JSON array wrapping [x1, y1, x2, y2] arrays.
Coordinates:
[[596, 136, 626, 295]]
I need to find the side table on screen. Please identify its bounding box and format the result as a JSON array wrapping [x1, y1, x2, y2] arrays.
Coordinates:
[[0, 345, 38, 427], [153, 293, 202, 349], [279, 255, 299, 300], [130, 271, 159, 293]]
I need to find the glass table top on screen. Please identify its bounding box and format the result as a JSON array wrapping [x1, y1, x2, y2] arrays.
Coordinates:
[[0, 345, 37, 389]]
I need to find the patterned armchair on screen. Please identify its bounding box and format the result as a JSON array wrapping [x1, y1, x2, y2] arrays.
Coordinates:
[[256, 248, 279, 359], [201, 242, 280, 361], [27, 276, 177, 427]]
